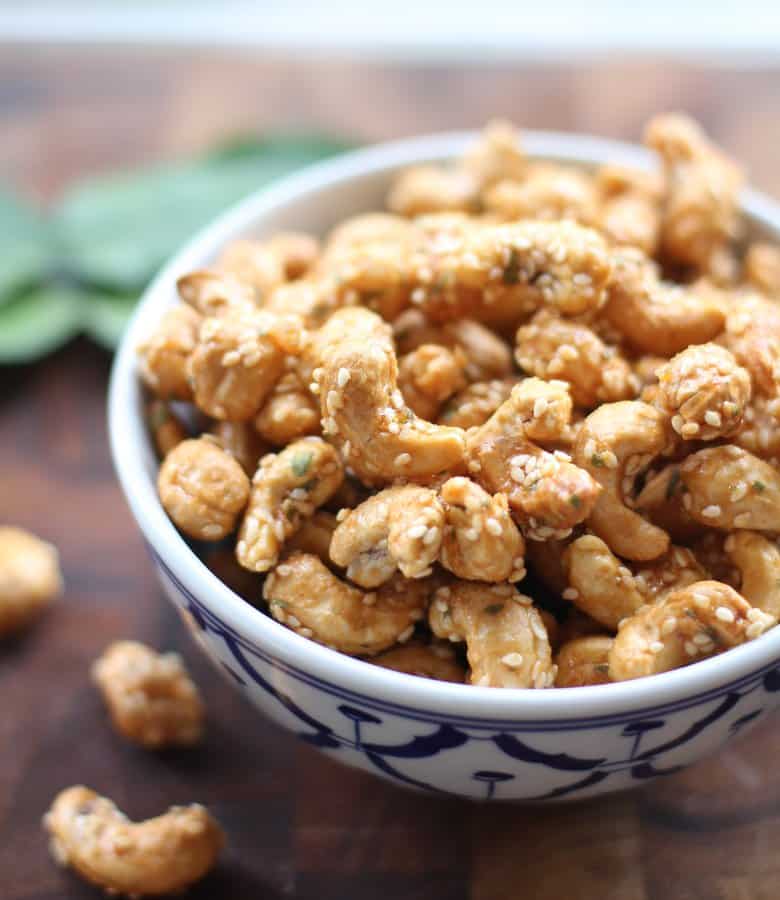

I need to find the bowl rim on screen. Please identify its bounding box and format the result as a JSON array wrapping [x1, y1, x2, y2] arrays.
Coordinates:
[[109, 127, 780, 722]]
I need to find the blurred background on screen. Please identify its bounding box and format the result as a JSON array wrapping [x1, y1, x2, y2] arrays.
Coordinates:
[[4, 5, 780, 899]]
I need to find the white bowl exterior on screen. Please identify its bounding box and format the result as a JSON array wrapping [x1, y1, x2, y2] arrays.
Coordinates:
[[109, 131, 780, 800]]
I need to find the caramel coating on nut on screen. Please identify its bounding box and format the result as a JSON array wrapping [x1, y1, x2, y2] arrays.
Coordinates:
[[158, 438, 250, 541], [372, 639, 466, 683], [253, 372, 320, 446], [398, 343, 467, 420], [217, 239, 285, 301], [609, 581, 774, 681], [177, 269, 255, 317], [285, 511, 339, 566], [721, 292, 780, 398], [632, 545, 708, 604], [555, 635, 613, 687], [137, 305, 200, 401], [516, 309, 637, 408], [596, 164, 661, 255], [484, 164, 599, 226], [724, 530, 780, 618], [438, 377, 519, 429], [634, 464, 705, 544], [43, 785, 223, 898], [237, 437, 343, 572], [0, 526, 62, 637], [92, 641, 204, 748], [265, 552, 432, 655], [429, 581, 554, 688]]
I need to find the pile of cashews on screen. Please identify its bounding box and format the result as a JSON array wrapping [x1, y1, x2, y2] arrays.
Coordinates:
[[138, 114, 780, 699]]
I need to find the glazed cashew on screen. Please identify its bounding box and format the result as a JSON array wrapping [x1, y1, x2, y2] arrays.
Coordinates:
[[315, 307, 466, 485], [745, 242, 780, 298], [92, 641, 204, 748], [515, 309, 637, 408], [634, 464, 705, 544], [645, 113, 743, 277], [253, 371, 320, 446], [236, 437, 343, 572], [146, 401, 188, 458], [208, 420, 269, 475], [44, 786, 223, 898], [0, 527, 62, 637], [264, 552, 432, 654], [439, 477, 526, 583], [609, 581, 774, 681], [323, 213, 414, 256], [158, 438, 250, 541], [734, 393, 780, 462], [562, 534, 645, 630], [398, 343, 467, 420], [263, 231, 320, 279], [429, 581, 554, 688], [721, 292, 780, 398], [137, 305, 200, 401], [217, 238, 285, 300], [468, 378, 601, 539], [460, 119, 527, 187], [680, 445, 780, 531], [176, 269, 255, 317], [372, 639, 466, 683], [725, 530, 780, 618], [632, 545, 709, 604], [555, 636, 613, 687], [604, 249, 725, 356], [483, 164, 600, 226], [329, 486, 444, 587], [574, 401, 670, 560], [655, 343, 750, 440], [387, 165, 480, 217], [438, 377, 518, 429], [285, 511, 339, 566], [596, 164, 661, 255]]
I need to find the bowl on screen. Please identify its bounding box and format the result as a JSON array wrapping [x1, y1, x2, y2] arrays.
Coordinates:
[[109, 130, 780, 802]]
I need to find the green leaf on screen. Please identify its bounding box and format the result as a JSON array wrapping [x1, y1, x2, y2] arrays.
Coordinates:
[[291, 450, 314, 478], [81, 291, 138, 349], [0, 286, 83, 364], [0, 189, 53, 305], [55, 134, 352, 294]]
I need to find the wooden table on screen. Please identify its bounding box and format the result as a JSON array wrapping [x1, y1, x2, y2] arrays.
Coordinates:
[[3, 47, 780, 900]]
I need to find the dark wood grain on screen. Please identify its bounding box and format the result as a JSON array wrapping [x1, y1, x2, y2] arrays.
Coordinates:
[[2, 45, 780, 900]]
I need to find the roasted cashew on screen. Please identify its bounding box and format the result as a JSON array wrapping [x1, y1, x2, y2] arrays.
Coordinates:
[[574, 401, 670, 560], [236, 437, 343, 572], [137, 305, 200, 401], [387, 165, 480, 217], [483, 163, 600, 226], [555, 635, 613, 687], [645, 113, 743, 277], [0, 527, 62, 637], [468, 378, 600, 539], [323, 213, 414, 257], [562, 534, 645, 630], [217, 238, 286, 301], [603, 249, 725, 356], [158, 437, 250, 541], [176, 269, 255, 317], [745, 242, 780, 298], [634, 464, 706, 544], [596, 164, 661, 255], [632, 545, 709, 604], [609, 580, 775, 681], [315, 307, 466, 484], [721, 291, 780, 398], [398, 343, 467, 420], [92, 641, 204, 748], [734, 392, 780, 463], [460, 119, 527, 187], [515, 308, 637, 408], [329, 485, 444, 587], [146, 401, 188, 458], [429, 581, 554, 688], [439, 476, 526, 583], [264, 552, 432, 654], [438, 377, 518, 429], [725, 530, 780, 618], [262, 231, 321, 280], [655, 343, 750, 440], [253, 371, 320, 446], [208, 420, 270, 475], [680, 445, 780, 531], [372, 639, 466, 683], [285, 511, 339, 566], [44, 786, 223, 898]]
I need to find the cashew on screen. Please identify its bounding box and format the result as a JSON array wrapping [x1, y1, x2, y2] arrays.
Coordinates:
[[460, 118, 526, 187], [329, 486, 444, 587], [439, 476, 526, 583], [176, 269, 255, 317], [596, 164, 661, 255], [92, 641, 204, 748], [632, 545, 708, 604], [264, 553, 432, 655], [398, 343, 467, 420], [158, 437, 250, 541], [236, 437, 343, 572], [137, 305, 200, 401], [146, 401, 188, 458], [721, 291, 780, 398], [372, 639, 466, 683], [315, 307, 466, 485], [438, 377, 519, 429], [253, 371, 320, 446], [387, 165, 480, 217], [323, 213, 414, 257], [680, 445, 780, 531], [515, 309, 637, 408], [44, 786, 223, 897], [0, 527, 62, 637], [208, 420, 270, 475], [285, 511, 339, 567], [604, 249, 725, 356], [655, 343, 750, 440], [634, 464, 705, 544], [574, 401, 670, 560], [609, 581, 775, 681], [744, 242, 780, 298], [555, 635, 613, 687], [469, 378, 601, 539], [562, 534, 645, 630], [483, 163, 599, 226], [733, 393, 780, 463], [263, 231, 320, 280], [429, 581, 554, 688], [217, 238, 286, 301], [725, 530, 780, 618]]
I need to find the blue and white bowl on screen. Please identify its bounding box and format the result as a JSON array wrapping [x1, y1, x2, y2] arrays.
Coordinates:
[[109, 131, 780, 801]]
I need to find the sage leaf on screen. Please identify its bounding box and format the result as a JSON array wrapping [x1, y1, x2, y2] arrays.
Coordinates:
[[0, 286, 83, 364], [0, 189, 53, 305]]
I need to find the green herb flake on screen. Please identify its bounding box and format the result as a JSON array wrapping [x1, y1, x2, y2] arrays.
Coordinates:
[[595, 663, 610, 674], [503, 248, 520, 285], [291, 450, 314, 478], [590, 453, 605, 468], [753, 480, 766, 493], [665, 468, 681, 500], [483, 603, 505, 615], [569, 494, 582, 509]]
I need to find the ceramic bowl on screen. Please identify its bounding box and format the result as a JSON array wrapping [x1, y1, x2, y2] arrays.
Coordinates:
[[109, 130, 780, 801]]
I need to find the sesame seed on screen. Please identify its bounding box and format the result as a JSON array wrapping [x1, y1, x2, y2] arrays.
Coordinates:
[[485, 517, 503, 536], [715, 606, 735, 623], [423, 526, 440, 546], [398, 625, 415, 643], [701, 505, 722, 519], [299, 627, 313, 638], [501, 652, 525, 669], [407, 523, 427, 539], [693, 632, 712, 646], [337, 367, 351, 388], [394, 452, 412, 467], [649, 641, 664, 654], [363, 593, 377, 606], [704, 410, 722, 428], [684, 641, 699, 657], [661, 616, 678, 636], [464, 528, 479, 541], [562, 587, 579, 600], [287, 615, 301, 628]]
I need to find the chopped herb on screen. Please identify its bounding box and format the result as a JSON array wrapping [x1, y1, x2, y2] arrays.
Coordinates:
[[595, 663, 610, 674], [503, 248, 520, 285], [291, 450, 314, 478], [569, 494, 582, 509], [753, 480, 766, 493], [483, 603, 505, 615], [665, 468, 681, 500], [271, 599, 287, 608], [590, 453, 605, 468]]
